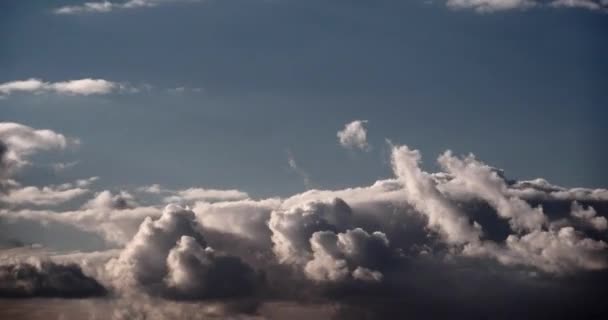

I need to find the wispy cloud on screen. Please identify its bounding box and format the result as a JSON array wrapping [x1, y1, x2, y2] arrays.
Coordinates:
[[446, 0, 607, 12], [287, 150, 312, 189], [54, 0, 201, 15]]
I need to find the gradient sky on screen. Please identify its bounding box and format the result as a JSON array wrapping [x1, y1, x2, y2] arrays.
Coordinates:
[[1, 0, 607, 200]]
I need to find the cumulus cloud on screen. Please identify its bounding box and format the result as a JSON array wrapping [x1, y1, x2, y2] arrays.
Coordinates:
[[2, 122, 608, 319], [0, 122, 74, 175], [0, 261, 106, 298], [106, 204, 259, 299], [446, 0, 607, 11], [54, 0, 201, 15], [391, 145, 482, 244], [571, 201, 608, 231], [305, 228, 390, 282], [337, 120, 370, 151]]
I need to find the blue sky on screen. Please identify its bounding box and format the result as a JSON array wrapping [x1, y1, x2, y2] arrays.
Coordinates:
[[1, 0, 607, 199], [2, 1, 608, 319]]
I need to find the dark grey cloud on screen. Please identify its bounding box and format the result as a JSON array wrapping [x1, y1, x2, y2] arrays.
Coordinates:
[[0, 262, 106, 298]]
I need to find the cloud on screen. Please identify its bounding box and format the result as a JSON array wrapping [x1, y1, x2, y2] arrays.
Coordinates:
[[391, 144, 482, 244], [0, 261, 106, 298], [446, 0, 608, 12], [138, 184, 250, 203], [54, 0, 201, 15], [164, 188, 249, 203], [287, 150, 312, 189], [0, 179, 90, 206], [305, 228, 391, 282], [0, 78, 123, 97], [105, 204, 259, 300], [2, 122, 608, 318], [337, 120, 370, 151], [0, 122, 74, 175], [446, 0, 537, 12], [571, 201, 608, 231]]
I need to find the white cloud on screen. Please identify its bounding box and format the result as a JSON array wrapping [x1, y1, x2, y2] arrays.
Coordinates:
[[337, 120, 370, 151], [138, 184, 250, 203], [571, 201, 608, 231], [106, 204, 257, 299], [0, 180, 90, 206], [3, 121, 608, 305], [0, 78, 121, 97], [54, 0, 201, 15], [437, 150, 547, 232], [391, 144, 482, 245], [0, 122, 74, 174]]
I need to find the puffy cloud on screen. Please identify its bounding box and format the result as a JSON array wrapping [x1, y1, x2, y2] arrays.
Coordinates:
[[54, 0, 201, 15], [437, 151, 547, 232], [391, 145, 482, 244], [0, 122, 73, 174], [337, 120, 370, 151], [465, 227, 608, 273], [2, 121, 608, 318], [571, 201, 608, 231], [269, 198, 395, 283], [106, 204, 259, 299], [192, 198, 279, 245], [0, 78, 121, 97], [305, 228, 390, 282], [0, 261, 106, 298], [269, 198, 354, 265]]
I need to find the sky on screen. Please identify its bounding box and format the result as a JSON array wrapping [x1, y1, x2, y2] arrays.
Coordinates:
[[1, 1, 607, 319]]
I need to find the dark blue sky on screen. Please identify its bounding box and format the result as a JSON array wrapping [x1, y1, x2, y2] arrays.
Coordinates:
[[1, 0, 606, 197]]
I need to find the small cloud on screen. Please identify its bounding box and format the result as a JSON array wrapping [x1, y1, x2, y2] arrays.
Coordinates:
[[287, 150, 312, 189], [446, 0, 607, 12], [0, 78, 128, 98], [54, 0, 202, 15], [337, 120, 370, 151]]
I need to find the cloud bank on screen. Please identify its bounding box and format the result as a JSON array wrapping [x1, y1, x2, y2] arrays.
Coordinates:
[[1, 121, 608, 319]]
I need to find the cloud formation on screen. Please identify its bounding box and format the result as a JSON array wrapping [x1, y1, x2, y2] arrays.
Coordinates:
[[106, 204, 259, 300], [54, 0, 201, 15], [2, 122, 608, 318], [446, 0, 608, 11], [337, 120, 370, 151], [0, 122, 74, 175], [0, 78, 123, 97], [0, 261, 106, 298]]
